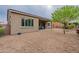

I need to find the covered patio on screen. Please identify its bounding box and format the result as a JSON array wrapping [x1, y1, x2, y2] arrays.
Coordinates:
[[39, 19, 51, 30]]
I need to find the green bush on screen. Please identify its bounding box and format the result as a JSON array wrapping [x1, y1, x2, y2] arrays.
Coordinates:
[[0, 25, 2, 27], [0, 28, 5, 37], [68, 24, 75, 29]]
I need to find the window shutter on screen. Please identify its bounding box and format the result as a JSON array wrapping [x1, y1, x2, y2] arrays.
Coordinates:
[[21, 19, 24, 26]]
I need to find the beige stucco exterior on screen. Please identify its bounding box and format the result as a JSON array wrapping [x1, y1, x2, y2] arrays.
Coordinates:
[[7, 9, 51, 35], [52, 22, 63, 28], [8, 12, 39, 35]]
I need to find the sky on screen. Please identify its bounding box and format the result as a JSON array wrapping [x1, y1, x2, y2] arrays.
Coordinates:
[[0, 5, 63, 24]]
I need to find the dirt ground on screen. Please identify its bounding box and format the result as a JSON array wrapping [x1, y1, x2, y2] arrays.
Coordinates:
[[0, 29, 79, 53]]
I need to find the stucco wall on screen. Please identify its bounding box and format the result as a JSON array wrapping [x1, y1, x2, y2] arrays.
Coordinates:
[[9, 12, 39, 35], [52, 22, 63, 28], [45, 22, 51, 29]]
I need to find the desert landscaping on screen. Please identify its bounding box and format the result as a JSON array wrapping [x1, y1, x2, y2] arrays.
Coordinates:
[[0, 29, 79, 53]]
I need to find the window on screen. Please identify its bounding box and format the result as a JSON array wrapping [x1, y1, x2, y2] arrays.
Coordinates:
[[21, 19, 24, 26], [31, 19, 34, 26], [25, 20, 27, 26], [30, 19, 33, 26], [21, 18, 34, 27]]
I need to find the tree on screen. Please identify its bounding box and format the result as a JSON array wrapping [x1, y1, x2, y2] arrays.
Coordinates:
[[75, 17, 79, 24], [51, 6, 79, 34]]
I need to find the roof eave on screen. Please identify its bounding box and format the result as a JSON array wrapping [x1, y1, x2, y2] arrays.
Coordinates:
[[8, 9, 50, 21]]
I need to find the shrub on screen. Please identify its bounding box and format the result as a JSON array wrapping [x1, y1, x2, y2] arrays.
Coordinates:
[[68, 24, 75, 29], [0, 25, 2, 27], [0, 28, 5, 37]]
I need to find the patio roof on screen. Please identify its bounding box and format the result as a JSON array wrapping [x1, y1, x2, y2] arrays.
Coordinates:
[[8, 9, 50, 21]]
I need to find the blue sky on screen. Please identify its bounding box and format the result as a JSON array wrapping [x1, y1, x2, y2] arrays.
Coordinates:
[[0, 5, 63, 23]]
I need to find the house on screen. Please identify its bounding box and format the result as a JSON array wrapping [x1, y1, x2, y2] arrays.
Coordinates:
[[7, 9, 51, 35], [52, 22, 63, 28]]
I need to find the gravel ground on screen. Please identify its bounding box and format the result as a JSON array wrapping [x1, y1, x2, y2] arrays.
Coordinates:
[[0, 29, 79, 53]]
